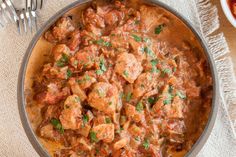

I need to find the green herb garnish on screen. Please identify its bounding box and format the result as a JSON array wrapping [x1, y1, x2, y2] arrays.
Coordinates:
[[126, 92, 132, 102], [143, 139, 150, 149], [132, 34, 142, 42], [148, 97, 157, 105], [135, 137, 140, 141], [176, 91, 186, 99], [123, 70, 129, 78], [56, 54, 69, 67], [105, 117, 111, 124], [150, 59, 159, 73], [50, 118, 64, 134], [82, 115, 89, 124], [96, 58, 107, 75], [163, 93, 173, 105], [66, 69, 72, 79], [94, 39, 112, 47], [162, 68, 172, 76], [144, 47, 156, 58], [136, 102, 144, 112], [155, 24, 165, 34], [135, 20, 140, 25], [90, 131, 98, 143]]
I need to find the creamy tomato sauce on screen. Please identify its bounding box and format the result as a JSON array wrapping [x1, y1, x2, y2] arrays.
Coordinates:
[[25, 0, 212, 157]]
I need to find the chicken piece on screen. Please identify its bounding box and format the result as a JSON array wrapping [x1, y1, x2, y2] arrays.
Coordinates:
[[125, 103, 144, 123], [128, 37, 145, 61], [133, 72, 158, 98], [128, 124, 144, 137], [66, 29, 81, 51], [44, 16, 75, 42], [77, 124, 91, 137], [59, 95, 82, 130], [110, 31, 130, 50], [36, 83, 70, 105], [71, 45, 98, 70], [39, 124, 61, 141], [185, 80, 200, 98], [140, 5, 162, 32], [77, 137, 92, 151], [92, 124, 115, 143], [163, 96, 184, 119], [52, 44, 72, 61], [83, 7, 105, 28], [113, 138, 129, 150], [115, 53, 143, 83], [88, 82, 119, 114], [104, 9, 124, 26], [68, 78, 87, 101], [76, 72, 96, 90]]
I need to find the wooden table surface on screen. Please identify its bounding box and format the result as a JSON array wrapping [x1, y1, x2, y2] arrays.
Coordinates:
[[212, 0, 236, 71]]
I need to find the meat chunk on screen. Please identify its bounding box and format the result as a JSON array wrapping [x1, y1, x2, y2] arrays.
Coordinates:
[[71, 45, 99, 70], [113, 138, 129, 150], [59, 95, 82, 130], [36, 83, 70, 105], [92, 124, 115, 143], [68, 78, 87, 101], [39, 124, 61, 141], [66, 29, 81, 51], [52, 44, 72, 61], [133, 72, 158, 98], [125, 103, 144, 123], [76, 72, 96, 90], [163, 96, 184, 119], [44, 16, 75, 42], [88, 82, 119, 114], [115, 53, 143, 83]]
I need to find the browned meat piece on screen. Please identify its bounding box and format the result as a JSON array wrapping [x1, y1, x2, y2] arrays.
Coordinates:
[[66, 29, 81, 51], [88, 82, 119, 114], [92, 123, 115, 143], [44, 17, 75, 42], [125, 103, 144, 123], [133, 72, 158, 98], [36, 83, 70, 105], [52, 44, 72, 61], [68, 78, 87, 101], [76, 72, 96, 90], [39, 124, 61, 141], [59, 95, 82, 130], [115, 53, 143, 83]]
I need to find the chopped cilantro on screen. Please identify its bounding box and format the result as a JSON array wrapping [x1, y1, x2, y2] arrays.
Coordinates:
[[50, 118, 64, 134], [85, 74, 91, 81], [108, 102, 112, 106], [155, 24, 165, 34], [96, 58, 107, 75], [90, 131, 98, 143], [173, 67, 177, 72], [143, 139, 150, 149], [123, 70, 129, 78], [66, 69, 72, 79], [94, 39, 112, 47], [135, 137, 140, 141], [144, 47, 155, 58], [162, 68, 172, 76], [56, 54, 69, 67], [136, 102, 144, 112], [135, 20, 140, 25], [150, 59, 159, 73], [176, 91, 186, 99], [148, 97, 157, 105], [132, 34, 142, 42], [82, 115, 89, 124], [126, 92, 132, 102], [163, 93, 173, 105], [105, 117, 111, 124]]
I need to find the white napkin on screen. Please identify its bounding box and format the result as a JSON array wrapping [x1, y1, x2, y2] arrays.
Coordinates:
[[0, 0, 235, 156]]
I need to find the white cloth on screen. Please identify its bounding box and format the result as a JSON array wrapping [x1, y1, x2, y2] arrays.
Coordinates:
[[0, 0, 235, 156]]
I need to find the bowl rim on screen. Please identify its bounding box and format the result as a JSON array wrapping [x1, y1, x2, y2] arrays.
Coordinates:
[[17, 0, 219, 156], [220, 0, 236, 28]]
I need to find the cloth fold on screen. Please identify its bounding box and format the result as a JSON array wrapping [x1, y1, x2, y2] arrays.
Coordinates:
[[0, 0, 235, 156]]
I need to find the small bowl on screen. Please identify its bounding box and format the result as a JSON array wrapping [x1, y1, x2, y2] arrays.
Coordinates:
[[221, 0, 236, 27]]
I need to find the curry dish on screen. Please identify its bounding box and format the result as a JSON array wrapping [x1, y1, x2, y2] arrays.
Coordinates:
[[26, 0, 213, 156]]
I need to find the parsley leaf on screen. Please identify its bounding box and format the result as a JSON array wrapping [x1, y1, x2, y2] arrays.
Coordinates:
[[96, 58, 107, 75], [56, 54, 69, 67], [162, 68, 172, 76], [155, 24, 165, 34], [176, 91, 186, 99], [90, 131, 99, 143], [50, 118, 64, 134], [82, 115, 89, 124], [132, 34, 142, 42], [143, 139, 150, 149], [150, 59, 159, 73], [123, 70, 129, 78], [105, 117, 111, 124], [148, 97, 157, 105], [136, 102, 144, 112], [94, 39, 112, 47], [66, 69, 72, 79], [144, 47, 156, 58], [126, 92, 132, 102], [163, 93, 173, 105]]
